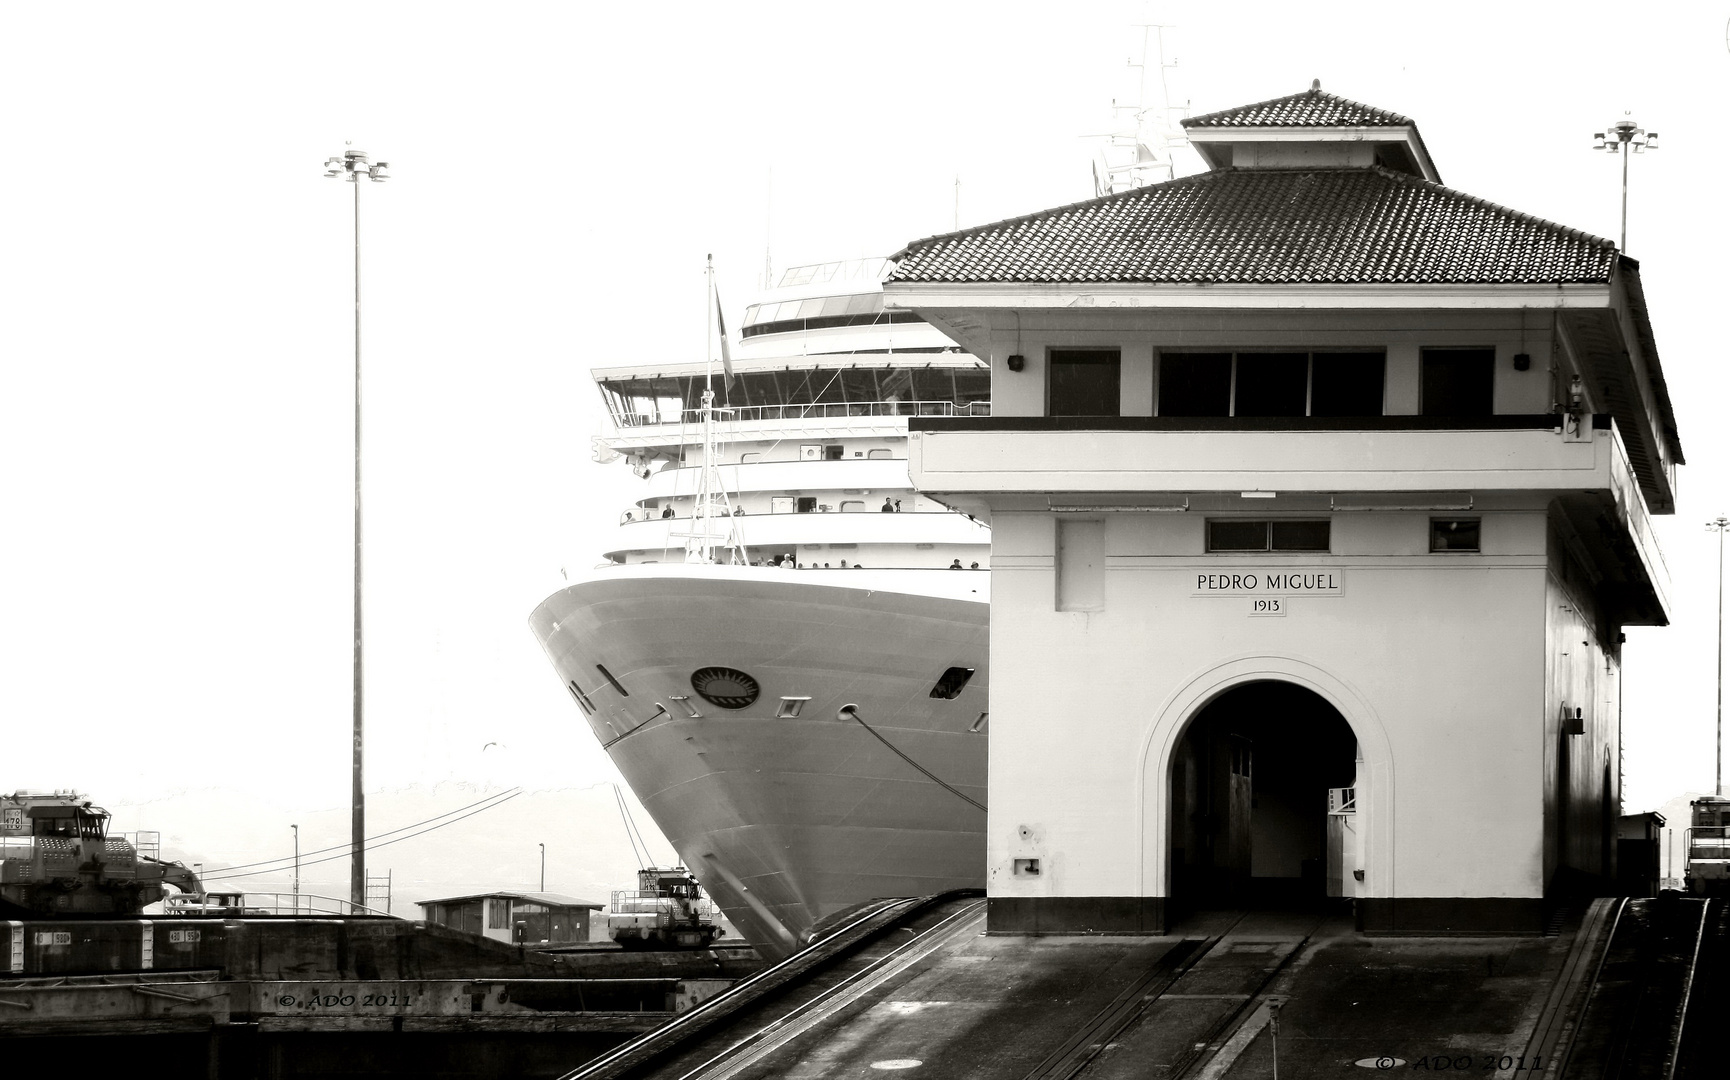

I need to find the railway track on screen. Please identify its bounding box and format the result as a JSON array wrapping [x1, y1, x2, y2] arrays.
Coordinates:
[[562, 898, 1326, 1080], [1547, 895, 1713, 1080]]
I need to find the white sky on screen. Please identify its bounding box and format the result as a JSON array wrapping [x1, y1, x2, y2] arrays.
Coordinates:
[[3, 2, 1726, 907]]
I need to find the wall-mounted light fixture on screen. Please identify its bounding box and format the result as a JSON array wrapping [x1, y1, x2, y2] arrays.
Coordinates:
[[1007, 354, 1026, 372], [1513, 353, 1531, 371]]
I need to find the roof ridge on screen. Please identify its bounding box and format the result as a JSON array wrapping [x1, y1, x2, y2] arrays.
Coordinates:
[[1183, 86, 1411, 128]]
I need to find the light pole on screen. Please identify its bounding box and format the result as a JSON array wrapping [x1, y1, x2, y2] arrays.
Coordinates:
[[1591, 117, 1657, 251], [1709, 516, 1729, 796], [539, 843, 546, 892], [292, 824, 300, 914], [323, 144, 389, 909]]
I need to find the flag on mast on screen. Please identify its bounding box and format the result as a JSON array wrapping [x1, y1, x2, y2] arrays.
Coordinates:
[[714, 281, 736, 392]]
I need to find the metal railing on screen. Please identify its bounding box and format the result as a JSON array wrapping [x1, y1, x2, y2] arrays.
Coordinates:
[[162, 891, 398, 918], [616, 399, 990, 429], [610, 889, 720, 918]]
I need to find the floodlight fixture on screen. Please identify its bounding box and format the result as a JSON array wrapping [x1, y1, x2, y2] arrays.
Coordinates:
[[1590, 114, 1658, 250]]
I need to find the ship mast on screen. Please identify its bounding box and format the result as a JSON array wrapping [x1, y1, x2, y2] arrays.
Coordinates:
[[684, 256, 741, 565]]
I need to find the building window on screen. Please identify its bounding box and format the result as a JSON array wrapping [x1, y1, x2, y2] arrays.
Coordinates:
[[487, 898, 510, 929], [1049, 349, 1121, 417], [1206, 520, 1331, 552], [1431, 518, 1481, 552], [1158, 351, 1384, 417], [1420, 348, 1494, 416]]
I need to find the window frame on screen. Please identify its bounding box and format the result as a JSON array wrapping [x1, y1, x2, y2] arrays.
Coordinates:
[[1429, 518, 1482, 553], [1156, 349, 1386, 418], [1204, 518, 1333, 554], [1047, 347, 1123, 418]]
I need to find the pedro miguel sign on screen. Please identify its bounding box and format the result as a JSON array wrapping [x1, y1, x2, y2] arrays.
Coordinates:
[[1193, 570, 1344, 596]]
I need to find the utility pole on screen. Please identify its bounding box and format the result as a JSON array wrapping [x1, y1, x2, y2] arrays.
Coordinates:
[[323, 144, 390, 909], [1709, 516, 1729, 796], [292, 824, 300, 914], [539, 842, 546, 892]]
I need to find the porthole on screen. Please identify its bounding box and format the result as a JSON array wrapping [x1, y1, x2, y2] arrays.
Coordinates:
[[690, 667, 761, 710]]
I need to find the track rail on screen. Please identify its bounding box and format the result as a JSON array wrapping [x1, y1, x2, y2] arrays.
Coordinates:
[[678, 897, 987, 1079], [1545, 896, 1709, 1080], [558, 892, 974, 1080]]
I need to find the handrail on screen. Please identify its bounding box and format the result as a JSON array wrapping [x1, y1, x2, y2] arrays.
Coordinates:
[[616, 399, 991, 429]]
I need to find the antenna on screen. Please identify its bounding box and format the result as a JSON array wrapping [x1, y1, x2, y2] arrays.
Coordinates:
[[762, 166, 774, 290], [1089, 23, 1190, 195]]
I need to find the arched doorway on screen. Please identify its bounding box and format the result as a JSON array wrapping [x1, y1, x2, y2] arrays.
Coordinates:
[[1167, 681, 1358, 913]]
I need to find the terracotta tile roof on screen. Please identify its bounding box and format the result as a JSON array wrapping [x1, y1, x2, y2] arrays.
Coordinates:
[[888, 168, 1615, 286], [1183, 86, 1411, 128]]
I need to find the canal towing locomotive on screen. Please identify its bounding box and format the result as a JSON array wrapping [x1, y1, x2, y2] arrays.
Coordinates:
[[0, 790, 202, 916], [1684, 794, 1730, 896], [608, 866, 725, 950]]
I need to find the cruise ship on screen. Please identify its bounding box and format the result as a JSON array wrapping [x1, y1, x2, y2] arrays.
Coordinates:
[[529, 258, 991, 957]]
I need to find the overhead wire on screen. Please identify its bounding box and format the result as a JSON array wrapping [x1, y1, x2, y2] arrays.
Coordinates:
[[198, 789, 524, 882], [613, 782, 653, 869], [193, 787, 521, 875]]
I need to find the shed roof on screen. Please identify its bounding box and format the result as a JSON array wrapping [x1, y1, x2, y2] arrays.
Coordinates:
[[416, 890, 604, 909]]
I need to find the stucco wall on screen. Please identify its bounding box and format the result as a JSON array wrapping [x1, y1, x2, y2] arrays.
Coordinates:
[[986, 508, 1552, 905]]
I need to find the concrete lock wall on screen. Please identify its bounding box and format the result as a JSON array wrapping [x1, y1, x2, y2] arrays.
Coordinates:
[[983, 506, 1607, 934]]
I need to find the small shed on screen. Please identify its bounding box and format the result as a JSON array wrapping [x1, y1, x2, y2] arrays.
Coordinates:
[[1618, 812, 1667, 897], [417, 891, 604, 945]]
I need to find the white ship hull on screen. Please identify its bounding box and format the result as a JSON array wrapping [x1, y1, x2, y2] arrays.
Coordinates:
[[531, 563, 988, 956]]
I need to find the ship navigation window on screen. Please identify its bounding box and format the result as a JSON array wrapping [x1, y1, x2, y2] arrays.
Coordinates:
[[1421, 348, 1494, 417], [1049, 349, 1122, 417], [796, 497, 817, 513], [824, 445, 844, 460]]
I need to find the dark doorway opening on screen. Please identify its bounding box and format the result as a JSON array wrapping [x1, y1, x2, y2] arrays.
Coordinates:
[[1169, 681, 1357, 914]]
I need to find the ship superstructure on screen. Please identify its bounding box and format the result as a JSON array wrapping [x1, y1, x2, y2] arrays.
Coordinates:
[[532, 259, 992, 957]]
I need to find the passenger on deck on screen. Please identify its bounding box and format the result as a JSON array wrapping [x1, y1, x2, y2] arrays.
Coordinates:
[[971, 562, 980, 569], [949, 559, 963, 569], [661, 505, 674, 519], [882, 498, 895, 512]]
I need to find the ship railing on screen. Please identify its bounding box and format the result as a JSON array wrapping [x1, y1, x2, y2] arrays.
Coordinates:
[[618, 399, 991, 429]]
